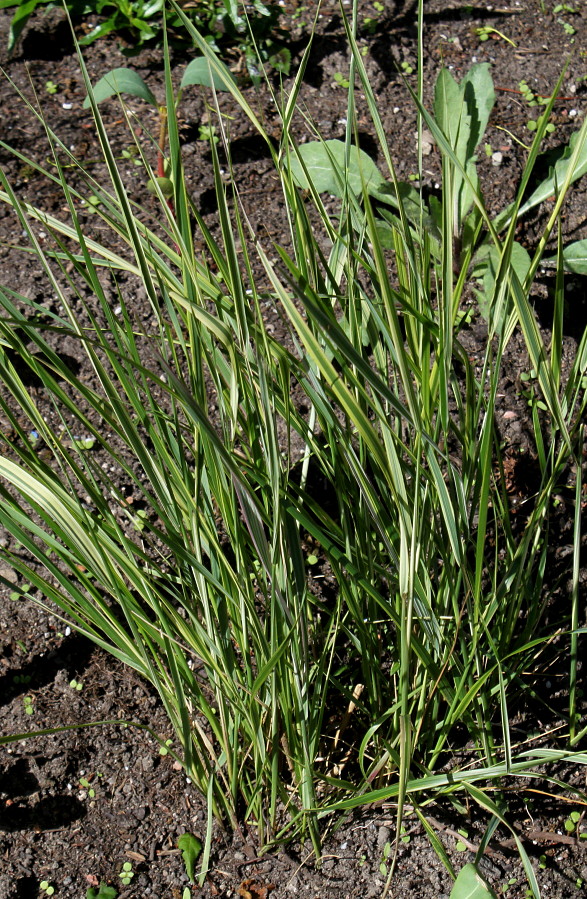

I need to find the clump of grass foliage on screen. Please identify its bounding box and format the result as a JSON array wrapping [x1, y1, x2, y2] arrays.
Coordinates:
[[1, 1, 587, 892]]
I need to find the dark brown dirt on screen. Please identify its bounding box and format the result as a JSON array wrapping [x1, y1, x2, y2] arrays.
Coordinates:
[[1, 2, 587, 897]]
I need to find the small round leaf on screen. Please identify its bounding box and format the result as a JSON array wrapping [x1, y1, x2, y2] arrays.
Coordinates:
[[147, 177, 174, 198]]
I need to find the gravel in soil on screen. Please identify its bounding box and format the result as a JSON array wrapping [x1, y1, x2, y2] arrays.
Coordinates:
[[1, 1, 587, 897]]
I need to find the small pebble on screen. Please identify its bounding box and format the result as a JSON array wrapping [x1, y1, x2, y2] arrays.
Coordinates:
[[377, 825, 390, 849], [419, 129, 434, 156], [0, 566, 18, 584], [491, 151, 503, 167]]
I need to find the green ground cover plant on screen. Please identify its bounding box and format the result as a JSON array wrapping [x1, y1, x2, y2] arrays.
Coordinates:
[[1, 0, 290, 77], [0, 2, 587, 894]]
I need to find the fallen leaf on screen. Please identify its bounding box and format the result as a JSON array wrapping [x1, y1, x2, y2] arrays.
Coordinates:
[[238, 879, 276, 899]]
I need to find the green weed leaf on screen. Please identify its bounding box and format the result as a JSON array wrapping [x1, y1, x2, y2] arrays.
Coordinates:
[[180, 57, 236, 91], [147, 176, 175, 198], [518, 128, 587, 217], [434, 63, 494, 162], [547, 238, 587, 274], [3, 0, 39, 54], [449, 863, 497, 899], [86, 884, 118, 899], [78, 15, 123, 47], [462, 63, 495, 155], [288, 139, 384, 198], [178, 832, 202, 883], [433, 64, 494, 226], [474, 240, 531, 327], [268, 46, 291, 74], [83, 68, 158, 109], [434, 68, 469, 150]]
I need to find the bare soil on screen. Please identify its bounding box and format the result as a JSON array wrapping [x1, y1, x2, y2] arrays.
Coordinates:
[[1, 2, 587, 897]]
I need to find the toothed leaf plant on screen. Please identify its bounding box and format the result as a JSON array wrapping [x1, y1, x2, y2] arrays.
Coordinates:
[[0, 4, 586, 895]]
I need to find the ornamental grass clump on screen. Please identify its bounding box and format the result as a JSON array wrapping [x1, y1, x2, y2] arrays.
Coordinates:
[[0, 2, 586, 892]]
